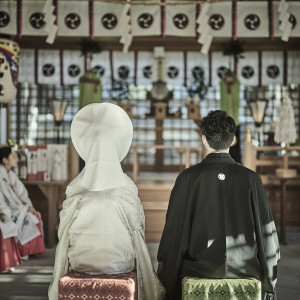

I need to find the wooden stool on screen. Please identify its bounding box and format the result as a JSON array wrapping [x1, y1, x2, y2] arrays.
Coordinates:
[[59, 270, 138, 299], [182, 277, 261, 300]]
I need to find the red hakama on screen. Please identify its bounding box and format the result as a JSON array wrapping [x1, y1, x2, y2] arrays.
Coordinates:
[[17, 212, 46, 257], [0, 231, 22, 273]]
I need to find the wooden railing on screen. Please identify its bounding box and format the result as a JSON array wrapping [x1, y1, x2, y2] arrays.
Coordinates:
[[132, 145, 201, 182], [243, 141, 300, 184]]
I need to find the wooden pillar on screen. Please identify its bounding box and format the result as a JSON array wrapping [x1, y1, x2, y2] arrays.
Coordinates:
[[155, 120, 164, 172]]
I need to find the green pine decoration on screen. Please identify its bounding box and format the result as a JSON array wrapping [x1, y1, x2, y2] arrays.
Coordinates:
[[78, 38, 102, 62], [222, 40, 245, 64]]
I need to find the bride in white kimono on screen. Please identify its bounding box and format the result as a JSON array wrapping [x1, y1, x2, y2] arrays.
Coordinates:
[[49, 103, 165, 300]]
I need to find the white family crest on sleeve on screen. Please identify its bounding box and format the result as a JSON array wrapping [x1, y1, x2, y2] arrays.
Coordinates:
[[218, 173, 226, 180]]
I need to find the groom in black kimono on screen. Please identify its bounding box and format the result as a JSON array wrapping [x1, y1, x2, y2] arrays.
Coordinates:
[[157, 110, 280, 300]]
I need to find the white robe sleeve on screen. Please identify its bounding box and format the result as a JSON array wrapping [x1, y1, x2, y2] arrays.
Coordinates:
[[10, 171, 33, 207], [48, 195, 81, 300]]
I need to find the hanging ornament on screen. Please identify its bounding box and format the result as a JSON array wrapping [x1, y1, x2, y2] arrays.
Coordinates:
[[196, 3, 213, 54], [119, 2, 132, 53], [278, 0, 292, 41], [43, 0, 58, 44]]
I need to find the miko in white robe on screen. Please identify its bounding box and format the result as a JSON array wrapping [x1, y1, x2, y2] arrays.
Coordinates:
[[0, 149, 45, 257], [0, 191, 22, 272], [49, 103, 165, 300]]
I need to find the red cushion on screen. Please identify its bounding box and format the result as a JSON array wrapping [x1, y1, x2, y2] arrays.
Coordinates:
[[59, 270, 138, 299]]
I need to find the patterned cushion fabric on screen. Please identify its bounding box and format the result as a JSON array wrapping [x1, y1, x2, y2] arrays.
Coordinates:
[[59, 270, 138, 300], [182, 277, 261, 300]]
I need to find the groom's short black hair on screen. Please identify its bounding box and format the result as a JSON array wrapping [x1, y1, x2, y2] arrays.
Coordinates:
[[200, 110, 236, 150]]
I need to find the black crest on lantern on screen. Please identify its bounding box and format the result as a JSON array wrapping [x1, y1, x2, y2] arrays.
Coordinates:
[[217, 66, 229, 79], [102, 13, 118, 29], [0, 11, 10, 27], [118, 66, 130, 80], [138, 13, 153, 29], [168, 66, 179, 79], [143, 65, 152, 78], [42, 64, 55, 77], [65, 13, 81, 29], [93, 65, 105, 77], [266, 65, 280, 79], [242, 66, 254, 79], [29, 12, 45, 29], [244, 14, 260, 30], [209, 14, 224, 30], [68, 64, 81, 77], [173, 14, 189, 29]]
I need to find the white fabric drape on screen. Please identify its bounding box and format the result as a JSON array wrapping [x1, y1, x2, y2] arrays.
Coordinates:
[[289, 3, 300, 37], [237, 2, 269, 37], [90, 51, 111, 86], [187, 52, 209, 86], [38, 50, 60, 85], [18, 49, 35, 83], [136, 51, 153, 86], [288, 51, 300, 85], [211, 51, 230, 87], [131, 5, 161, 36], [58, 1, 89, 37], [165, 52, 184, 86], [22, 0, 47, 36], [165, 4, 196, 37], [63, 50, 84, 85], [93, 2, 123, 37], [207, 2, 232, 38], [113, 51, 134, 82], [0, 1, 17, 35], [238, 51, 259, 86], [262, 51, 283, 85]]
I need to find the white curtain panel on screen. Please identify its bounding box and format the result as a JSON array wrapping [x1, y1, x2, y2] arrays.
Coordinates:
[[131, 5, 161, 36], [38, 50, 60, 85], [207, 2, 232, 38], [113, 51, 134, 81], [186, 52, 209, 86], [90, 51, 111, 86], [211, 51, 230, 87], [165, 4, 196, 37], [22, 0, 47, 36], [0, 1, 17, 35], [58, 1, 89, 37], [262, 51, 283, 85], [289, 3, 300, 37], [18, 49, 35, 83], [93, 2, 123, 37], [136, 51, 153, 86], [287, 51, 300, 85], [237, 51, 259, 86], [63, 50, 84, 85], [237, 2, 269, 37], [165, 52, 184, 85]]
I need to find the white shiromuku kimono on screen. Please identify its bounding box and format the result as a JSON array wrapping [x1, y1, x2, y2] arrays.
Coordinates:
[[0, 165, 40, 245], [49, 103, 165, 300]]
